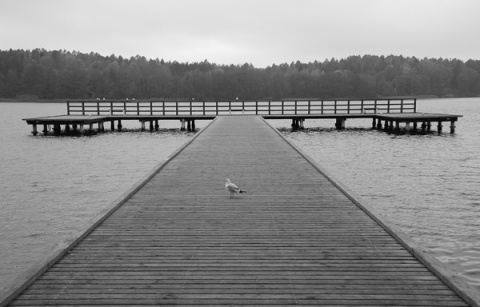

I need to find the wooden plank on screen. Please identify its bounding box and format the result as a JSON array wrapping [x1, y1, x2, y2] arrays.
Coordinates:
[[5, 116, 477, 307]]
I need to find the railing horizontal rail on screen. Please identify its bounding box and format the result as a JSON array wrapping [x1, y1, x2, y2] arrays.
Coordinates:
[[67, 99, 417, 116]]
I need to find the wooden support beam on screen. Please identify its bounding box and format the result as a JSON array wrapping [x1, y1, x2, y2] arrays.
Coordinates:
[[32, 123, 38, 136], [299, 118, 305, 130], [180, 119, 186, 131], [291, 119, 299, 131], [53, 124, 61, 136], [335, 118, 346, 130], [383, 120, 389, 131], [450, 120, 456, 134]]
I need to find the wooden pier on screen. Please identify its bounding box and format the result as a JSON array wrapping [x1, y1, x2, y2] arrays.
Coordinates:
[[4, 116, 479, 306], [23, 98, 462, 135]]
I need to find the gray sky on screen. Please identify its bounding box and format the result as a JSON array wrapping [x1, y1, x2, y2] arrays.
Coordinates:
[[1, 0, 479, 67]]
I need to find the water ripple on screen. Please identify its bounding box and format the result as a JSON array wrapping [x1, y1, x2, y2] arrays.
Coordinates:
[[271, 98, 480, 293], [0, 102, 197, 294]]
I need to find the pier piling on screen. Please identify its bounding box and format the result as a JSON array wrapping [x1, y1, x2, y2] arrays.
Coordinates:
[[31, 124, 38, 136], [22, 99, 462, 136]]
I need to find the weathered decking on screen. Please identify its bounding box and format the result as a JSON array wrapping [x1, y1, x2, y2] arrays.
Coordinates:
[[5, 116, 478, 306], [23, 98, 462, 135]]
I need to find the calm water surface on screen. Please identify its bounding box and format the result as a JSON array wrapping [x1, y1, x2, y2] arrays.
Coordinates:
[[270, 97, 480, 291], [1, 98, 479, 297]]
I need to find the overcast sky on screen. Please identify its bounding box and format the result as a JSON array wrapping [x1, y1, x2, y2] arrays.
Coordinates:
[[1, 0, 479, 67]]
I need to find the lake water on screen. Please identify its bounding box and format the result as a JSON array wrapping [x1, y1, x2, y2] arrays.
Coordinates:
[[1, 98, 479, 298], [268, 97, 480, 292], [0, 103, 200, 295]]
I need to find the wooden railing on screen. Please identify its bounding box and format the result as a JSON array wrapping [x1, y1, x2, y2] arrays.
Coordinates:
[[67, 99, 416, 116]]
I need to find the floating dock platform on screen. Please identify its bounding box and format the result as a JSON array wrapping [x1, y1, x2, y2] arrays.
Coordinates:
[[4, 116, 478, 306], [23, 99, 462, 135]]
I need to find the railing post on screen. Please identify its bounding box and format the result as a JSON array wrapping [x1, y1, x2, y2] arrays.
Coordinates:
[[67, 101, 70, 115], [110, 101, 113, 115], [361, 100, 364, 114], [321, 100, 324, 115], [203, 101, 206, 115], [334, 100, 337, 114], [162, 101, 165, 116], [242, 100, 245, 114], [308, 100, 311, 115], [150, 101, 153, 115], [124, 101, 127, 114], [97, 101, 100, 115], [137, 101, 140, 115], [268, 101, 271, 115], [401, 99, 404, 113], [374, 99, 378, 114], [190, 99, 193, 115], [176, 101, 179, 115], [295, 100, 297, 115], [347, 100, 350, 114], [387, 99, 391, 113], [216, 101, 219, 115], [281, 100, 284, 115], [82, 101, 85, 115], [414, 98, 417, 112], [256, 101, 258, 115]]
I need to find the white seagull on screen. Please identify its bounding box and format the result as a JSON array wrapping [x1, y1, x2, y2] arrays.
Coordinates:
[[225, 179, 246, 198]]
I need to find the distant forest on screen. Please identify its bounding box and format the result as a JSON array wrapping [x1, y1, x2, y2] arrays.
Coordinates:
[[1, 48, 480, 101]]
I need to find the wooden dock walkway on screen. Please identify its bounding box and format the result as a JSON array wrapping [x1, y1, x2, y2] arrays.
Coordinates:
[[5, 116, 478, 306], [23, 99, 462, 135]]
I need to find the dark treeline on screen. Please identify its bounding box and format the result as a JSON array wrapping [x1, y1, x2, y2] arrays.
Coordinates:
[[1, 48, 480, 101]]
